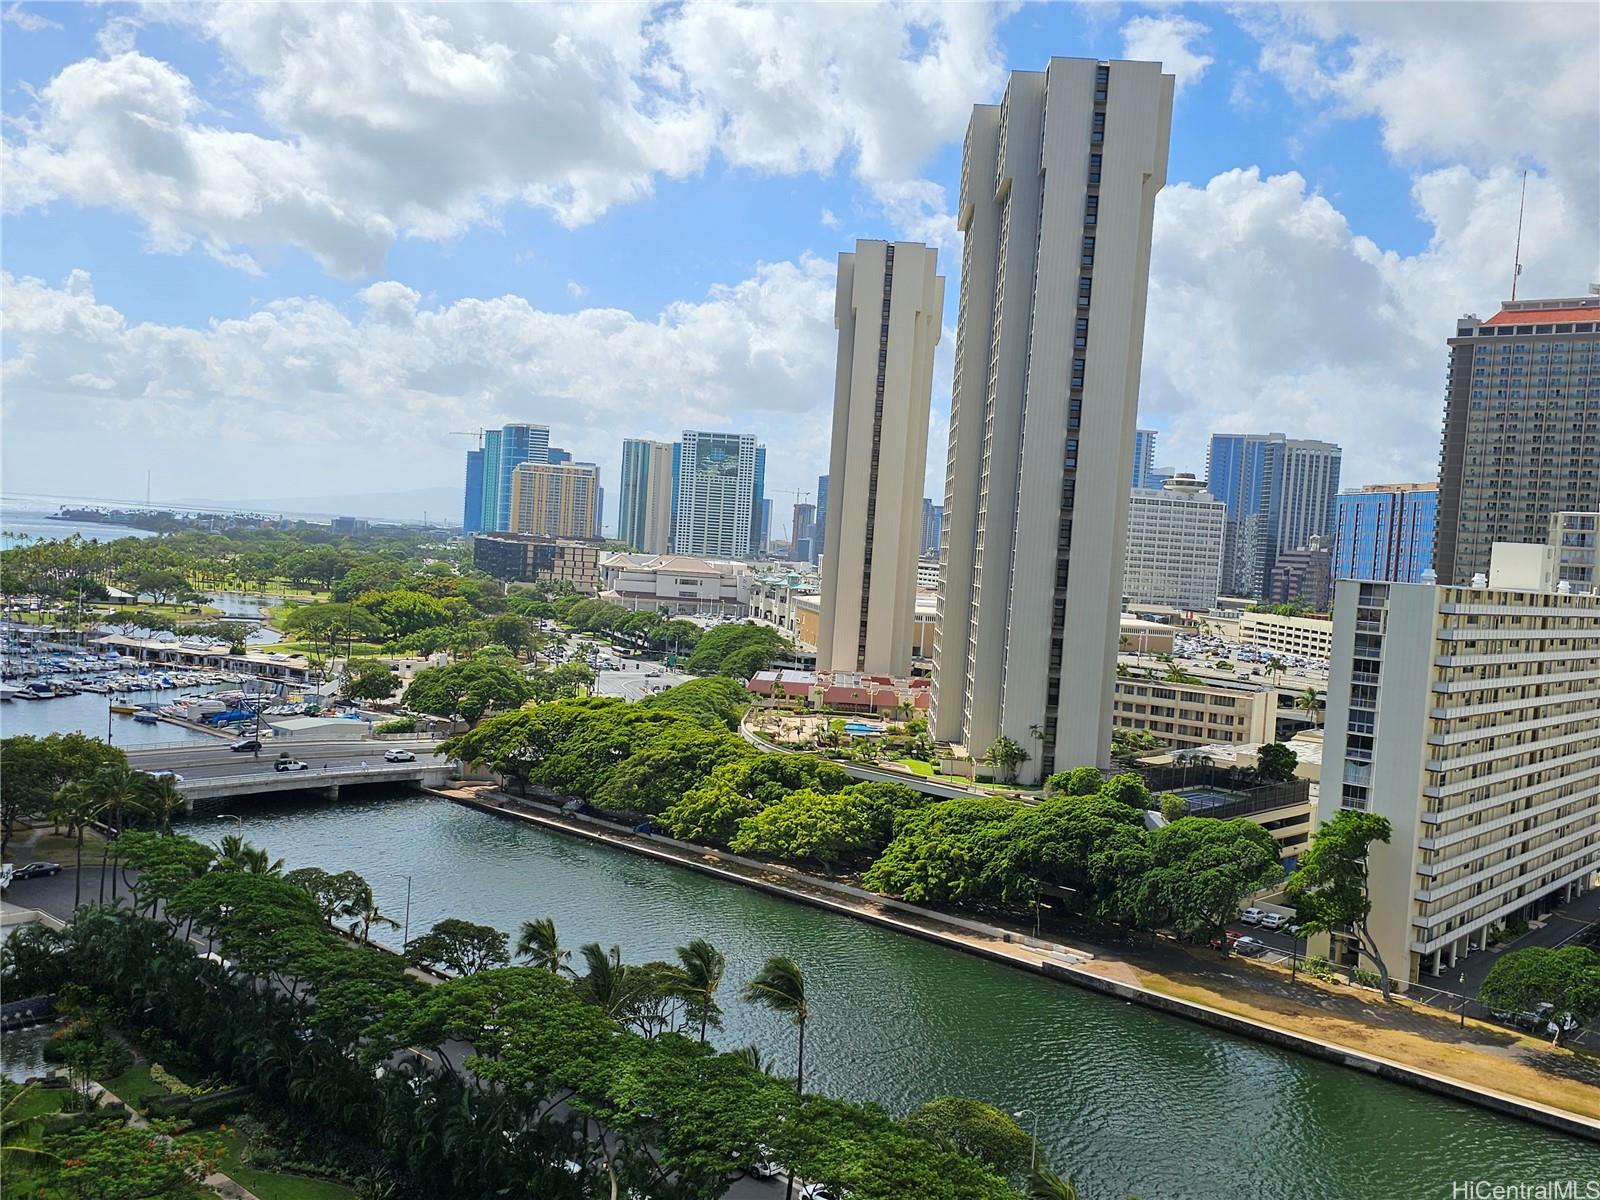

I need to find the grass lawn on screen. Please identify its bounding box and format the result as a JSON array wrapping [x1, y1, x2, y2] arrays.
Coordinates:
[[5, 1081, 72, 1122], [888, 758, 1037, 794], [212, 1127, 356, 1200], [268, 641, 387, 657], [98, 1062, 163, 1107]]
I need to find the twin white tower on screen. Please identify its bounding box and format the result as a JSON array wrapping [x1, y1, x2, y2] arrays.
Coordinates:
[[819, 57, 1174, 785]]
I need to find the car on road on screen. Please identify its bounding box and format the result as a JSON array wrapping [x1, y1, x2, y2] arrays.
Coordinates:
[[1258, 912, 1288, 931], [1233, 935, 1267, 956], [231, 738, 262, 753], [383, 749, 416, 763], [274, 759, 309, 772], [1240, 907, 1265, 925], [10, 861, 63, 881], [148, 769, 184, 783]]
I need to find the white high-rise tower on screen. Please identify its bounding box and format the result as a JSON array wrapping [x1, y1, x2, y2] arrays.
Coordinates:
[[933, 57, 1173, 784], [818, 240, 944, 676]]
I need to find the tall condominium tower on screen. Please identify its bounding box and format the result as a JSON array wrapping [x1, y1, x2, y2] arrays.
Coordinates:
[[920, 499, 944, 558], [818, 240, 943, 676], [1434, 294, 1600, 584], [618, 438, 676, 554], [933, 58, 1173, 783], [1332, 483, 1437, 584], [462, 448, 485, 533], [814, 475, 829, 563], [508, 460, 599, 539], [1130, 428, 1158, 490], [478, 423, 551, 532], [673, 431, 766, 558], [1207, 432, 1342, 598]]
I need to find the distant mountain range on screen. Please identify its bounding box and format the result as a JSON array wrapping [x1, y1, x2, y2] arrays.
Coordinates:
[[169, 486, 463, 524]]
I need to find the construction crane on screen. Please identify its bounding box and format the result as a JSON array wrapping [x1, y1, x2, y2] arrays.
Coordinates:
[[449, 429, 486, 448]]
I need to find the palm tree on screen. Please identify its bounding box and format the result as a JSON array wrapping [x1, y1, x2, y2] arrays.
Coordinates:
[[1295, 686, 1323, 727], [214, 833, 284, 875], [358, 896, 400, 946], [515, 917, 571, 975], [672, 937, 726, 1042], [140, 773, 188, 835], [1028, 1168, 1081, 1200], [84, 764, 147, 904], [745, 956, 810, 1200], [744, 956, 809, 1094], [51, 780, 105, 910], [575, 942, 641, 1019], [0, 1086, 60, 1173], [1264, 656, 1286, 688]]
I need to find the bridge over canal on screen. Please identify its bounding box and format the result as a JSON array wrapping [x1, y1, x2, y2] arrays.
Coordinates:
[[123, 739, 454, 809]]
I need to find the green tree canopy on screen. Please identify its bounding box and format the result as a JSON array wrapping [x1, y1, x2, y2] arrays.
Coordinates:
[[684, 622, 789, 677], [342, 656, 401, 700], [1256, 742, 1299, 782], [406, 917, 511, 976], [1479, 946, 1600, 1045], [1285, 809, 1394, 997], [1134, 818, 1283, 942], [903, 1096, 1034, 1180], [403, 651, 536, 724]]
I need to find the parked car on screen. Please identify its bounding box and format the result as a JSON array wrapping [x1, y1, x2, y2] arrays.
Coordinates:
[[1207, 929, 1242, 952], [1258, 912, 1288, 931], [1233, 935, 1267, 956], [384, 749, 416, 763], [148, 769, 184, 783], [274, 759, 309, 772], [231, 738, 262, 753], [10, 861, 63, 881], [1240, 907, 1265, 925]]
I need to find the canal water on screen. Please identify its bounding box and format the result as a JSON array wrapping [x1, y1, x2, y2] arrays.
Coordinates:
[[174, 791, 1598, 1198], [0, 685, 226, 746]]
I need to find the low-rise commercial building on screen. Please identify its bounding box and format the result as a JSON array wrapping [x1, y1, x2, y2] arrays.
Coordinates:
[[91, 635, 313, 683], [746, 670, 931, 715], [1112, 671, 1275, 750], [599, 553, 751, 617], [1236, 611, 1335, 661], [473, 533, 601, 594], [1321, 548, 1600, 987]]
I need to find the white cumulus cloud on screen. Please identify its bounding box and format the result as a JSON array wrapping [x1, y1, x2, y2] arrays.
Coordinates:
[[3, 2, 1005, 275], [1121, 14, 1213, 95]]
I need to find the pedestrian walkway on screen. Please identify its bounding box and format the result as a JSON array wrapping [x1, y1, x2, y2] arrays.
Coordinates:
[[79, 1076, 261, 1200]]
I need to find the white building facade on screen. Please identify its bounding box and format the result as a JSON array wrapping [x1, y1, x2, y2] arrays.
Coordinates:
[[599, 553, 751, 617], [1320, 562, 1600, 987], [674, 431, 763, 559], [933, 57, 1174, 784], [818, 240, 943, 677], [1123, 476, 1226, 612]]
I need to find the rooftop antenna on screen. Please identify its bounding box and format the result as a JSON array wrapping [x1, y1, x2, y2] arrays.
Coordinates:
[[1510, 168, 1527, 302]]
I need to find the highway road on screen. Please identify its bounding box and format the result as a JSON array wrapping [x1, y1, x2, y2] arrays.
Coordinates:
[[124, 738, 446, 781]]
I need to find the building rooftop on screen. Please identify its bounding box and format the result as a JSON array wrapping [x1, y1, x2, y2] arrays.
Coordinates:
[[1482, 304, 1600, 326]]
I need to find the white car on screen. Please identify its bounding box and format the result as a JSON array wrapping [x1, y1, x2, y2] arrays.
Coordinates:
[[1240, 907, 1265, 925], [1233, 936, 1267, 956], [274, 759, 309, 772], [149, 769, 184, 783], [1258, 912, 1288, 932], [383, 749, 416, 763]]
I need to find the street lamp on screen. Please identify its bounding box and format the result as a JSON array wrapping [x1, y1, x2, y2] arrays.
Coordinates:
[[217, 813, 243, 835], [1014, 1108, 1041, 1173], [395, 873, 413, 951], [1459, 970, 1468, 1028]]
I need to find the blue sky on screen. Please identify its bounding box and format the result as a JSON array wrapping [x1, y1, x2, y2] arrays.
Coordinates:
[[3, 2, 1596, 526]]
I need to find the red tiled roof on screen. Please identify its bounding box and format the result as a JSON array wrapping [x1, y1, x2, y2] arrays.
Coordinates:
[[1483, 306, 1600, 326]]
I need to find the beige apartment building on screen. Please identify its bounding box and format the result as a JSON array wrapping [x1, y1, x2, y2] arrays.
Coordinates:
[[933, 57, 1174, 784], [1320, 550, 1600, 987], [509, 460, 599, 540], [818, 240, 943, 677], [1113, 673, 1275, 750], [618, 438, 675, 554], [1434, 294, 1600, 584]]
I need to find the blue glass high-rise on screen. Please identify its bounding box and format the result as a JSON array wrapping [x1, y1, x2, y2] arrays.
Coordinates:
[[1333, 486, 1438, 583], [462, 449, 484, 533]]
